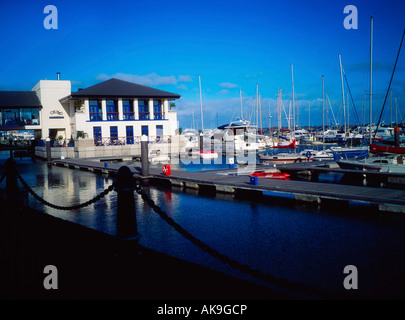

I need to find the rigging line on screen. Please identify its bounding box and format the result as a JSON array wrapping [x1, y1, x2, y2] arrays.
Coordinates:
[[375, 27, 405, 134], [343, 70, 367, 145], [326, 92, 338, 127]]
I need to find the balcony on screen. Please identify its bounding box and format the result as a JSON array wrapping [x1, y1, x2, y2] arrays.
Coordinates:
[[153, 112, 165, 120], [139, 112, 150, 120], [107, 112, 119, 121], [93, 135, 172, 146], [1, 117, 40, 127], [123, 112, 135, 120], [89, 112, 103, 121]]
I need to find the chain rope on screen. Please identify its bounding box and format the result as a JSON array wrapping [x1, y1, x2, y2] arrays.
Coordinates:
[[0, 170, 5, 185], [0, 161, 356, 299], [134, 183, 350, 299], [15, 168, 115, 211]]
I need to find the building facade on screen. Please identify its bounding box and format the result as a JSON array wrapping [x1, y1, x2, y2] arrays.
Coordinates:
[[0, 77, 180, 145]]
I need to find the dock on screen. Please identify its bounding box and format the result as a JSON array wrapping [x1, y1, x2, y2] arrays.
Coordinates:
[[51, 158, 405, 213]]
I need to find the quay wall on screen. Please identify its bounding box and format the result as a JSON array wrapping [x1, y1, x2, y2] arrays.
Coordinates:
[[34, 136, 191, 159]]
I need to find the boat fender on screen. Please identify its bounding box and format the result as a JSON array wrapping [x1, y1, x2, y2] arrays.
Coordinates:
[[162, 164, 171, 176], [306, 151, 312, 159]]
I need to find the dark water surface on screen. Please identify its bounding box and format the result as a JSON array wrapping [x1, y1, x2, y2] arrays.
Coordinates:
[[1, 152, 405, 298]]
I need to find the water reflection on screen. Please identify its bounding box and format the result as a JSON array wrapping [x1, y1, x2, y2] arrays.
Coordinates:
[[1, 152, 405, 298]]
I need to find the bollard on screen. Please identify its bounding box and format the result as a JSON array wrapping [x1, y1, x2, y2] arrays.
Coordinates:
[[199, 132, 203, 154], [115, 166, 140, 251], [140, 135, 149, 184], [46, 138, 51, 163], [394, 127, 400, 147], [5, 158, 18, 200]]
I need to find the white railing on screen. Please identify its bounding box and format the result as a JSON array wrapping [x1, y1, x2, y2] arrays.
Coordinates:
[[93, 135, 172, 146]]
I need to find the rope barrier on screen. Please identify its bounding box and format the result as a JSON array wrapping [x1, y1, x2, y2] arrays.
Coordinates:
[[134, 182, 349, 299], [15, 168, 115, 211], [0, 170, 5, 185], [1, 160, 358, 299]]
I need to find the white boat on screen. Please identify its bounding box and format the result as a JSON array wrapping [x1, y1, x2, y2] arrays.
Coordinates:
[[199, 151, 219, 159], [259, 152, 310, 164], [149, 150, 170, 163], [337, 153, 405, 173], [330, 145, 369, 160], [299, 149, 335, 161], [214, 118, 259, 153]]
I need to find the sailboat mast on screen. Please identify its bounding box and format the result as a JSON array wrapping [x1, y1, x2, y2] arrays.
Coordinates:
[[291, 64, 295, 132], [369, 16, 373, 143], [259, 93, 262, 134], [322, 75, 325, 150], [240, 88, 243, 119], [277, 89, 282, 137], [256, 83, 259, 127], [339, 54, 346, 135], [199, 75, 204, 131], [390, 89, 393, 126]]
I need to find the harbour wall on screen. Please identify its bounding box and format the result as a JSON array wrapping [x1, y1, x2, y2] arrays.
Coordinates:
[[34, 136, 191, 159]]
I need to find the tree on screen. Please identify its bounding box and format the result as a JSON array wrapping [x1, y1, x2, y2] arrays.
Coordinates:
[[169, 102, 176, 110]]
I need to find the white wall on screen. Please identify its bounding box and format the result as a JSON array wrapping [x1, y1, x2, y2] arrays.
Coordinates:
[[73, 98, 178, 140], [32, 80, 71, 139]]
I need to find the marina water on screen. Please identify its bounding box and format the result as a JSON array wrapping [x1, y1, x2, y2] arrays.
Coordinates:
[[1, 151, 405, 298]]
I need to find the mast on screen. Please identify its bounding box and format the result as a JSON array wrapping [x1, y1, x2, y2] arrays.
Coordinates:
[[277, 89, 282, 138], [199, 75, 204, 131], [369, 16, 373, 143], [395, 97, 398, 124], [322, 75, 325, 150], [291, 64, 295, 132], [240, 88, 243, 119], [339, 54, 346, 137], [256, 83, 259, 127], [259, 93, 262, 134], [390, 89, 393, 126]]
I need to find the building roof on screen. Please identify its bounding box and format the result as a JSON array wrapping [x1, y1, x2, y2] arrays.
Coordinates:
[[69, 78, 181, 99], [0, 91, 42, 107]]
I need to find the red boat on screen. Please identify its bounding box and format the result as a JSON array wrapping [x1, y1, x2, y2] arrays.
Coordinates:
[[273, 139, 296, 149], [370, 144, 405, 155], [249, 171, 291, 180]]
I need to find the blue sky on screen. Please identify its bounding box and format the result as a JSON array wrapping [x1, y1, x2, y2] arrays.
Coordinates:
[[0, 0, 404, 129]]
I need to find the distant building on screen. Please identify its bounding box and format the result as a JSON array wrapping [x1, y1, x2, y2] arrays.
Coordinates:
[[0, 77, 181, 144]]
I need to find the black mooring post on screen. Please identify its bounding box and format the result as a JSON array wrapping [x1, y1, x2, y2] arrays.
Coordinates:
[[199, 132, 203, 153], [140, 134, 149, 185], [5, 158, 18, 201], [46, 138, 51, 164], [115, 166, 140, 254], [394, 127, 400, 147]]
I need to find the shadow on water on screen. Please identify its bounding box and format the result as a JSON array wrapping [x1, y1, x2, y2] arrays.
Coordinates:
[[2, 152, 405, 299]]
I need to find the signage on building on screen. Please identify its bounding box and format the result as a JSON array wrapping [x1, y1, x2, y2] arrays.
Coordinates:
[[49, 110, 64, 119]]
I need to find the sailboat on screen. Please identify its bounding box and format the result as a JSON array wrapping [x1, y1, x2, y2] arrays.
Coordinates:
[[338, 19, 405, 166], [197, 75, 218, 159], [330, 54, 369, 160]]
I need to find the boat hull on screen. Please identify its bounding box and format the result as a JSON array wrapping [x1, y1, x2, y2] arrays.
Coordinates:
[[370, 143, 405, 155]]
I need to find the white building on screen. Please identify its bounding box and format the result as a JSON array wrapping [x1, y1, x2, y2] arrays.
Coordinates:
[[0, 77, 181, 146]]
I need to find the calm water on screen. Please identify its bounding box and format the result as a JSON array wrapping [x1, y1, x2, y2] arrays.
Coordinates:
[[1, 151, 405, 298]]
